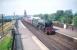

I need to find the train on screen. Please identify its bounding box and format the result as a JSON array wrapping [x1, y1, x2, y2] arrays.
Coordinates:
[[24, 16, 55, 35]]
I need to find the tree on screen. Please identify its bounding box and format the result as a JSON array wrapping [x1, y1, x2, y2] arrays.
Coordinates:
[[49, 13, 57, 21], [43, 14, 49, 20], [64, 10, 73, 24], [58, 16, 66, 23], [38, 14, 44, 19], [74, 12, 77, 16], [64, 10, 73, 17], [56, 10, 64, 16], [48, 10, 64, 21], [55, 10, 64, 21], [72, 16, 77, 27]]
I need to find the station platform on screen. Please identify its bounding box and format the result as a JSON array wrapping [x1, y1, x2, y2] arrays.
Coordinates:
[[54, 26, 77, 40], [15, 20, 49, 50]]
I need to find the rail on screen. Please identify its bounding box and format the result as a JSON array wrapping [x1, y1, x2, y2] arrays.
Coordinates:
[[0, 22, 12, 37]]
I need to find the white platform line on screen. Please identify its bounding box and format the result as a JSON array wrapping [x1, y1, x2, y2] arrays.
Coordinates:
[[32, 36, 49, 50], [18, 20, 26, 28]]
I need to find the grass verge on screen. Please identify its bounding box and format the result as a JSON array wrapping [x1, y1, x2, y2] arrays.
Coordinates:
[[0, 34, 12, 50]]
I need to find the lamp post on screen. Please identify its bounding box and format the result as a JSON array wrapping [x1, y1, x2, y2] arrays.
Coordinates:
[[12, 12, 15, 28]]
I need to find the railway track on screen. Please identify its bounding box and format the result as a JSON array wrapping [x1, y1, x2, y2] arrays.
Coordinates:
[[22, 20, 77, 50], [0, 22, 12, 34]]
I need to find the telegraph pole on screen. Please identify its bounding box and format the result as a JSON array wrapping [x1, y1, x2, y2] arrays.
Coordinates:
[[2, 14, 4, 36]]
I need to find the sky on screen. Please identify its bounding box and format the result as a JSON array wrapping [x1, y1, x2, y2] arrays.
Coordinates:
[[0, 0, 77, 15]]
